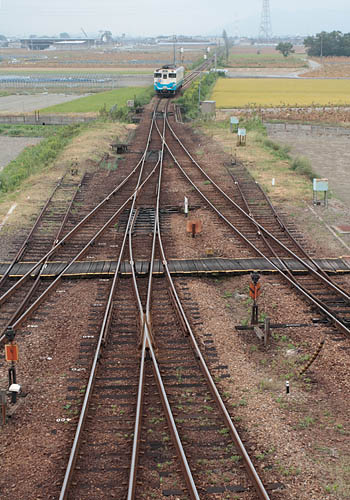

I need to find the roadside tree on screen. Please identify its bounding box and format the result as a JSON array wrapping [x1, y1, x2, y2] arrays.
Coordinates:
[[276, 42, 295, 57]]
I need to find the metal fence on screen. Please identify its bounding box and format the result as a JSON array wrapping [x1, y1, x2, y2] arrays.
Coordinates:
[[0, 73, 152, 89], [0, 114, 97, 125], [265, 122, 350, 136]]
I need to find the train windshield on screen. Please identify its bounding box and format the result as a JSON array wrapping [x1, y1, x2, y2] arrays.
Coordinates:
[[169, 73, 176, 78], [154, 72, 161, 78]]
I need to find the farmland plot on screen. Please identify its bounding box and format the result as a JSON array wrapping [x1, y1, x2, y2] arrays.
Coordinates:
[[211, 78, 350, 108]]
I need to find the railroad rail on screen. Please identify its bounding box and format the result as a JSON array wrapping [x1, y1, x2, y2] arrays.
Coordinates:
[[159, 105, 350, 336], [57, 100, 271, 500], [0, 103, 163, 343]]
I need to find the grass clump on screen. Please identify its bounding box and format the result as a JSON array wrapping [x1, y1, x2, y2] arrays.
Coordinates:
[[241, 117, 266, 134], [261, 138, 291, 160], [290, 156, 315, 180], [256, 134, 316, 180], [0, 124, 84, 194]]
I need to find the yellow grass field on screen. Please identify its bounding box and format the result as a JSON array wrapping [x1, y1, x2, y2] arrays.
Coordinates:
[[211, 78, 350, 108]]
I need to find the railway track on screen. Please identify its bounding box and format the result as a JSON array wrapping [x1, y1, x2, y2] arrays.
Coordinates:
[[161, 109, 350, 336], [57, 102, 271, 500], [0, 107, 164, 342], [1, 61, 349, 500]]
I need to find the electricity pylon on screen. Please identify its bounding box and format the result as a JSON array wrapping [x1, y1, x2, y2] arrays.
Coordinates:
[[259, 0, 272, 41]]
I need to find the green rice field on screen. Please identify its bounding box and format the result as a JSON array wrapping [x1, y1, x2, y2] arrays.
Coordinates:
[[40, 86, 151, 113]]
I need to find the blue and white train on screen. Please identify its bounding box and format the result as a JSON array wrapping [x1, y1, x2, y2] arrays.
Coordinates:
[[154, 65, 184, 96]]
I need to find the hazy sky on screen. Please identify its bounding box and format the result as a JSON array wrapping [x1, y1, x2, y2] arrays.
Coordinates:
[[0, 0, 349, 37]]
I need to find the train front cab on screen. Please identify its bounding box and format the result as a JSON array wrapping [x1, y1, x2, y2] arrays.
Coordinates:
[[154, 70, 179, 96]]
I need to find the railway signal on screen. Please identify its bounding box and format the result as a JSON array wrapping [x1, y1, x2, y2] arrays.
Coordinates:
[[186, 220, 202, 238], [249, 272, 261, 325], [5, 343, 18, 362], [5, 327, 20, 404]]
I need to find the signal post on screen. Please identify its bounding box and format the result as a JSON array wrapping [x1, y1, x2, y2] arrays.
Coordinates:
[[249, 272, 261, 325], [5, 327, 21, 405]]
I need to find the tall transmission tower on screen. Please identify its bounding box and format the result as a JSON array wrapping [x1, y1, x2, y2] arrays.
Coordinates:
[[259, 0, 272, 41]]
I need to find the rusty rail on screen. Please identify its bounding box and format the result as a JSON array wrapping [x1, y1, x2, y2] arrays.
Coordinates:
[[0, 152, 147, 311], [59, 102, 161, 500], [127, 102, 200, 499], [0, 175, 86, 338], [152, 111, 271, 499], [0, 174, 66, 289]]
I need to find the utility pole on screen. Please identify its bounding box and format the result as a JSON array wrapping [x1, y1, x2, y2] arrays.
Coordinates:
[[198, 78, 201, 107], [259, 0, 272, 41], [173, 35, 177, 66]]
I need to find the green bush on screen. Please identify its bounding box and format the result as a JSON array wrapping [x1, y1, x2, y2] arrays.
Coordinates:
[[0, 124, 84, 194], [239, 115, 267, 134], [176, 72, 219, 120], [100, 86, 154, 123], [7, 129, 21, 136]]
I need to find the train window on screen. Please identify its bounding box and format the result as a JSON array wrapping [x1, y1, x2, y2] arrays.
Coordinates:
[[154, 73, 161, 78], [162, 74, 168, 79], [169, 73, 176, 78]]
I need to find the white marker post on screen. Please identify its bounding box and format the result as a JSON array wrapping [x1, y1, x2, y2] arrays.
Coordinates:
[[184, 197, 189, 217]]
